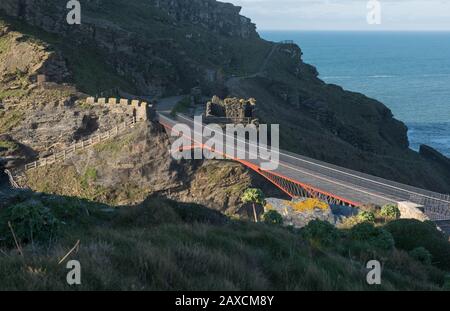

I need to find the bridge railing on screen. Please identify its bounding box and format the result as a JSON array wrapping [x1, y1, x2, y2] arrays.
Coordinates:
[[279, 149, 450, 203], [160, 112, 450, 219]]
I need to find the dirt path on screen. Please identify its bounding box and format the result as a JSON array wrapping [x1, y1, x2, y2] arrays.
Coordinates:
[[156, 95, 186, 113], [226, 43, 279, 93]]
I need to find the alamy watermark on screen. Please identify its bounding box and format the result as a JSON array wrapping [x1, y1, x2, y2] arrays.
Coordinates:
[[170, 116, 280, 171], [66, 260, 81, 285], [66, 0, 81, 25], [367, 0, 382, 25], [366, 260, 382, 285]]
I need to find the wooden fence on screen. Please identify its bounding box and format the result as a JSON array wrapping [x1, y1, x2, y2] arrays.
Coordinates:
[[4, 117, 138, 189], [23, 117, 137, 172]]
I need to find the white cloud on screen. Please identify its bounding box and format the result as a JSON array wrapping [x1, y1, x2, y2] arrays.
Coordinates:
[[224, 0, 450, 30]]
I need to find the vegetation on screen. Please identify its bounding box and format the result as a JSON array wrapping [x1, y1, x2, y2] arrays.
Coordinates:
[[262, 210, 283, 225], [349, 222, 395, 251], [1, 200, 60, 246], [409, 247, 433, 266], [385, 219, 450, 270], [93, 132, 135, 157], [0, 193, 108, 248], [380, 204, 401, 220], [170, 97, 192, 117], [302, 220, 338, 247], [241, 188, 266, 223], [0, 110, 25, 133], [80, 167, 98, 189], [357, 211, 376, 224], [0, 33, 10, 54], [0, 193, 448, 291], [0, 140, 18, 153]]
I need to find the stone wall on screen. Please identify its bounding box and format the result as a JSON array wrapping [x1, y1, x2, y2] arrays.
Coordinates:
[[206, 96, 257, 123], [86, 97, 150, 121]]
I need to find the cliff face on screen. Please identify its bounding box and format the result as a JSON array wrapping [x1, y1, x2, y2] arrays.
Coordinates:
[[150, 0, 258, 39], [0, 0, 264, 96], [1, 0, 449, 192], [0, 0, 257, 39]]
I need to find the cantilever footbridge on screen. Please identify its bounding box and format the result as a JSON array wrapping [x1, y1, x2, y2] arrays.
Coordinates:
[[156, 108, 450, 222]]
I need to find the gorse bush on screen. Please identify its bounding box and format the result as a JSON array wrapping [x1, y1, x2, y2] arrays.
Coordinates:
[[349, 222, 395, 251], [409, 247, 432, 266], [0, 194, 107, 247], [380, 204, 401, 220], [302, 220, 338, 247], [0, 200, 60, 245], [357, 211, 376, 223], [262, 210, 283, 225], [385, 219, 450, 270]]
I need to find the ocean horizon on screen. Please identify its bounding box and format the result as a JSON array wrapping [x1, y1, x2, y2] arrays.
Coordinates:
[[260, 30, 450, 157]]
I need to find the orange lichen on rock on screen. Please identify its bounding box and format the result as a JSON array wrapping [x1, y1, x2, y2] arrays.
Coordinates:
[[285, 198, 330, 213]]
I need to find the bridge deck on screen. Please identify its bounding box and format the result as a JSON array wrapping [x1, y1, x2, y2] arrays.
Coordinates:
[[157, 112, 450, 220]]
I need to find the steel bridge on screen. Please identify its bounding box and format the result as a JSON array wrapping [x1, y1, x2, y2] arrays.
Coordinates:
[[157, 112, 450, 222]]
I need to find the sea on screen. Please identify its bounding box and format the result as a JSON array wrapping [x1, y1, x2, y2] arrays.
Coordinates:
[[260, 31, 450, 157]]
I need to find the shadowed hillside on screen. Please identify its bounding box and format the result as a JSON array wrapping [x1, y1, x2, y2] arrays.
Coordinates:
[[0, 191, 449, 290]]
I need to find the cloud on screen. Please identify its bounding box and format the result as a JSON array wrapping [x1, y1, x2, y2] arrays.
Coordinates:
[[224, 0, 450, 30]]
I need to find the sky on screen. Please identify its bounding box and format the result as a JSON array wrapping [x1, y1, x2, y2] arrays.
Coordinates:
[[224, 0, 450, 31]]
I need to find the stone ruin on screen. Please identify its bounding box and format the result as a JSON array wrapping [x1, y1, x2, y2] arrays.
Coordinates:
[[85, 97, 151, 121], [205, 96, 258, 124]]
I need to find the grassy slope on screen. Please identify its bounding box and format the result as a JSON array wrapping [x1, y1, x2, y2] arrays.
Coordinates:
[[0, 193, 447, 291]]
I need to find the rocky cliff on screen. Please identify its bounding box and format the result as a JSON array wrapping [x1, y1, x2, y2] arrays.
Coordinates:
[[0, 0, 265, 96], [1, 0, 449, 194]]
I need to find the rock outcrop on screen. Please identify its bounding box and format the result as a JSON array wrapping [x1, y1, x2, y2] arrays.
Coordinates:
[[420, 145, 450, 170]]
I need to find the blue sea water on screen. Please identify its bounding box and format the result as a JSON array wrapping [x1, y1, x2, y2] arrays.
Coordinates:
[[260, 31, 450, 157]]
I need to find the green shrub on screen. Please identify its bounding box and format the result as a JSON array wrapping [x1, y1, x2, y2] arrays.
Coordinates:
[[302, 220, 338, 247], [409, 247, 432, 266], [349, 222, 395, 251], [170, 97, 191, 116], [263, 210, 283, 225], [80, 167, 98, 189], [380, 204, 401, 220], [357, 211, 376, 223], [171, 202, 228, 225], [385, 219, 450, 270], [0, 200, 60, 245], [444, 275, 450, 290]]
